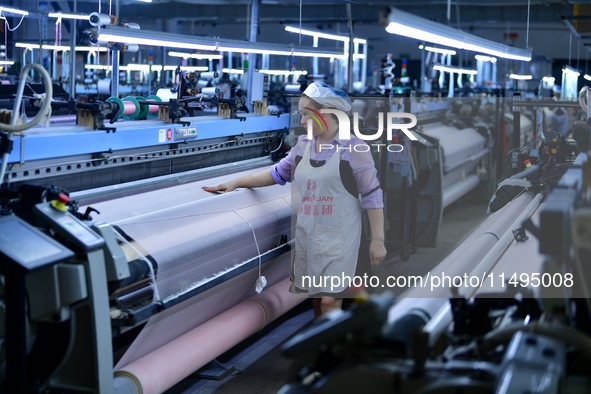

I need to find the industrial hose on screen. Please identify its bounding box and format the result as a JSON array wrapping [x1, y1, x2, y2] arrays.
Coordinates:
[[483, 321, 591, 363], [0, 63, 53, 185]]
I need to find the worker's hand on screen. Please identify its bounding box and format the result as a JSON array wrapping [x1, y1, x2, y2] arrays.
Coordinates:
[[369, 240, 387, 267], [202, 181, 236, 193]]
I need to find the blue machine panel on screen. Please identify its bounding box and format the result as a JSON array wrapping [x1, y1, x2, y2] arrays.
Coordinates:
[[8, 113, 290, 163]]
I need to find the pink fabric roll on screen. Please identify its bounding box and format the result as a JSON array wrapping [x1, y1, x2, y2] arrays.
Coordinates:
[[115, 277, 303, 394], [148, 105, 159, 114]]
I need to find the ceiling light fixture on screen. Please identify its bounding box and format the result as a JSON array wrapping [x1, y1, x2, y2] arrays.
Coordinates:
[[419, 45, 456, 55], [509, 74, 533, 80], [84, 65, 110, 70], [168, 51, 223, 60], [384, 7, 531, 61], [542, 76, 555, 83], [284, 26, 366, 44], [16, 42, 107, 52], [48, 12, 89, 20], [0, 6, 29, 16], [222, 68, 244, 74], [93, 26, 344, 58], [475, 54, 497, 63], [162, 66, 209, 71], [258, 69, 307, 76], [15, 43, 40, 49], [562, 66, 580, 77], [76, 46, 108, 52], [433, 64, 477, 75], [0, 60, 14, 65]]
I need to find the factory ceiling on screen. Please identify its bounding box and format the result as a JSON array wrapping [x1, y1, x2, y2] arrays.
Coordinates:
[[49, 0, 572, 24], [13, 0, 588, 59]]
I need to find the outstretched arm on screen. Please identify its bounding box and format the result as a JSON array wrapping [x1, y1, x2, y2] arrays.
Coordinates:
[[202, 168, 277, 193]]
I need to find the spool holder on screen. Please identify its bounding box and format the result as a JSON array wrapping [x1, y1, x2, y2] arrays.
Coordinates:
[[47, 99, 120, 132]]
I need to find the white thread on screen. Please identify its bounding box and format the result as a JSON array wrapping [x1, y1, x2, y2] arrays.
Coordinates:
[[113, 192, 291, 226], [1, 14, 26, 31], [113, 228, 161, 302], [233, 209, 266, 293]]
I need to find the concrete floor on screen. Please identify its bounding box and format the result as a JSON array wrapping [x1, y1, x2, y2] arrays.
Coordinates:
[[165, 194, 490, 394]]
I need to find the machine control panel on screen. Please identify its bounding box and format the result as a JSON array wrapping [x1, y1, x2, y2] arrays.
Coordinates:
[[0, 215, 75, 274], [174, 126, 198, 140], [34, 202, 105, 252]]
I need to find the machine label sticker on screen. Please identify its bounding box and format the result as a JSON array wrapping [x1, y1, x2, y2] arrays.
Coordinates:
[[158, 129, 166, 143], [167, 128, 173, 141], [174, 127, 198, 140]]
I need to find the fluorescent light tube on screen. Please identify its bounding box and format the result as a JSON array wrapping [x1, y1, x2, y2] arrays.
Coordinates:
[[475, 54, 497, 63], [93, 26, 344, 58], [258, 69, 307, 76], [16, 42, 107, 52], [124, 64, 153, 71], [418, 45, 456, 55], [42, 45, 71, 51], [168, 51, 222, 60], [84, 65, 110, 70], [433, 64, 477, 75], [222, 68, 244, 74], [162, 66, 209, 71], [542, 76, 555, 83], [585, 74, 591, 81], [16, 43, 40, 49], [0, 60, 14, 65], [76, 46, 107, 52], [562, 67, 580, 77], [48, 12, 89, 20], [97, 33, 217, 51], [291, 51, 343, 58], [509, 74, 533, 80], [285, 26, 366, 44], [385, 7, 531, 61], [0, 7, 29, 16]]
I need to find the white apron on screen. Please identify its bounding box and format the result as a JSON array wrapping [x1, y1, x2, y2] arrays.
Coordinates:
[[291, 142, 362, 295]]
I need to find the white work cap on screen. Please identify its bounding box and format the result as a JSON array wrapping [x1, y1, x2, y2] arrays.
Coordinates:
[[302, 82, 352, 112]]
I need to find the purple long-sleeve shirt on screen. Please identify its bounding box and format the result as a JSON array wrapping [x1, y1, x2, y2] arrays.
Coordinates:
[[270, 135, 384, 209]]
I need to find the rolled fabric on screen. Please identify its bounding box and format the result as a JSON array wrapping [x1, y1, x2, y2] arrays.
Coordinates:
[[114, 277, 303, 394]]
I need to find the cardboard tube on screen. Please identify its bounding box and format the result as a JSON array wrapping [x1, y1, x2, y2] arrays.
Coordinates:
[[114, 278, 303, 394]]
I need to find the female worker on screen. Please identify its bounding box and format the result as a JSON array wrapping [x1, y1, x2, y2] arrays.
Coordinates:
[[203, 82, 386, 317]]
